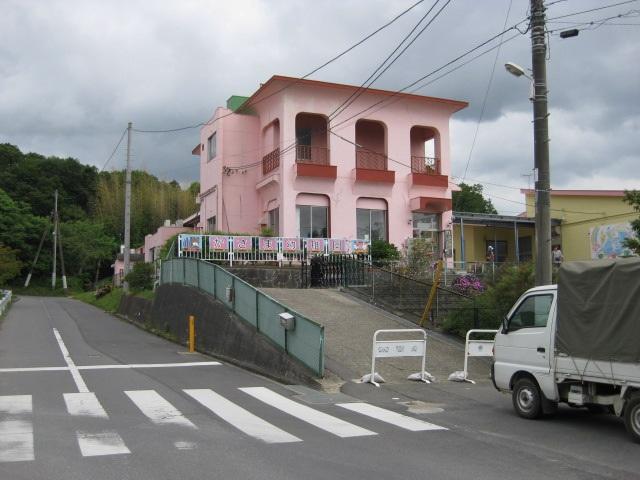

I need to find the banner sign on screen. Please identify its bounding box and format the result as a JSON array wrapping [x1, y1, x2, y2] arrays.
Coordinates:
[[306, 238, 324, 253], [258, 237, 278, 252], [329, 239, 347, 253], [233, 236, 252, 252], [180, 235, 201, 253], [282, 238, 301, 252], [351, 239, 369, 254], [209, 235, 228, 251]]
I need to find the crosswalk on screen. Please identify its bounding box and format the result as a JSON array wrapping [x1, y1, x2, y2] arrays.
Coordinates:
[[0, 386, 447, 462]]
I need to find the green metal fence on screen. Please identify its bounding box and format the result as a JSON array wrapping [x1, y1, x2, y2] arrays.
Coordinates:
[[160, 258, 324, 376]]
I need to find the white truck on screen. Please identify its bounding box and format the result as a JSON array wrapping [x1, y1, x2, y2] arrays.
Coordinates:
[[492, 258, 640, 443]]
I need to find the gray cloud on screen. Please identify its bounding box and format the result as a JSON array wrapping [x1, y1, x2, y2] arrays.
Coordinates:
[[1, 0, 638, 213]]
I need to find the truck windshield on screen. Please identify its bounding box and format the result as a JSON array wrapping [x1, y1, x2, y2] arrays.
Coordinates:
[[508, 294, 553, 331]]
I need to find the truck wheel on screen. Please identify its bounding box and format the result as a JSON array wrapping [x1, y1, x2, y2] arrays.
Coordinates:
[[513, 378, 542, 419], [624, 395, 640, 443]]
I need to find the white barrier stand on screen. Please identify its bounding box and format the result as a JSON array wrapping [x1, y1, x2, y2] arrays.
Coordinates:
[[450, 329, 498, 384], [0, 290, 12, 316], [365, 329, 430, 387]]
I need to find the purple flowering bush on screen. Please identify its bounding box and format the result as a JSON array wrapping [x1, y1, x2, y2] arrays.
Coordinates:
[[451, 274, 485, 296]]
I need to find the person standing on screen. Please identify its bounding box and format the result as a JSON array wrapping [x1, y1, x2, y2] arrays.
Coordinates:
[[552, 245, 564, 267]]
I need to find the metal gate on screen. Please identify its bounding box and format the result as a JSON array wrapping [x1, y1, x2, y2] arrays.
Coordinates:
[[301, 254, 367, 288]]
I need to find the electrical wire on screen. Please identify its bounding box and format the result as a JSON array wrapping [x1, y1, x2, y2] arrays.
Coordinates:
[[547, 0, 639, 21], [98, 128, 127, 172], [131, 0, 426, 134], [462, 0, 514, 181], [327, 0, 450, 122]]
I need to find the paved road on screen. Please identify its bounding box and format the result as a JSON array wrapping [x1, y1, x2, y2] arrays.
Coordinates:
[[1, 296, 638, 480]]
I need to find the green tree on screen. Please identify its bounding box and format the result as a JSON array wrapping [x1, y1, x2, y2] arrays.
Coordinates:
[[452, 183, 497, 214], [622, 190, 640, 254], [0, 144, 98, 221], [60, 220, 118, 278], [0, 244, 22, 285], [0, 188, 48, 273]]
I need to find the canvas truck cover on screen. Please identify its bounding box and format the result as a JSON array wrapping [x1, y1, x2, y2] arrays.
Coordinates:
[[556, 258, 640, 363]]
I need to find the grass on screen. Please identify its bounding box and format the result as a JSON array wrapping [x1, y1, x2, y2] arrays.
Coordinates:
[[73, 288, 124, 313], [73, 287, 155, 314]]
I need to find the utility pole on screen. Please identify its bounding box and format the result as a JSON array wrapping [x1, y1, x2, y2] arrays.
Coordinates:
[[530, 0, 552, 286], [56, 207, 68, 291], [123, 122, 132, 293], [52, 190, 58, 289]]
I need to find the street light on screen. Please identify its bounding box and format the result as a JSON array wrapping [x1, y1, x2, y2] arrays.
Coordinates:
[[505, 53, 552, 286], [504, 62, 530, 79]]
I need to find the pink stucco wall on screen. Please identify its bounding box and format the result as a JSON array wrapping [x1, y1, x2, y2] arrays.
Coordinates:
[[197, 76, 466, 250], [144, 226, 191, 262]]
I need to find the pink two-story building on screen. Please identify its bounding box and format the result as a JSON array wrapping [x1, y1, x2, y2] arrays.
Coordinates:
[[194, 75, 467, 253]]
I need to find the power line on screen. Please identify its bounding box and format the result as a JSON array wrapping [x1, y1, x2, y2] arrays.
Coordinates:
[[330, 18, 530, 131], [547, 0, 639, 21], [98, 128, 127, 172], [328, 0, 451, 122], [462, 0, 514, 181], [132, 0, 426, 134]]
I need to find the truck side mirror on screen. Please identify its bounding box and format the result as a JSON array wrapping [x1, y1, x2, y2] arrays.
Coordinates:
[[501, 315, 509, 334]]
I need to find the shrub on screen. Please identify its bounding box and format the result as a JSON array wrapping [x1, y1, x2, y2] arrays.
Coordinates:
[[370, 240, 400, 266], [451, 274, 485, 296], [442, 262, 535, 338], [124, 262, 155, 291]]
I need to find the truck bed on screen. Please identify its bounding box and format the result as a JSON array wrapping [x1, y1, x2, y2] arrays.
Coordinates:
[[555, 355, 640, 387]]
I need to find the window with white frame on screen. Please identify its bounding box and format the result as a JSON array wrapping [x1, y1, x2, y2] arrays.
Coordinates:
[[207, 132, 217, 161]]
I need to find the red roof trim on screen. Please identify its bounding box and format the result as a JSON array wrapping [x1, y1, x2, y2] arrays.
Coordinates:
[[242, 75, 468, 112]]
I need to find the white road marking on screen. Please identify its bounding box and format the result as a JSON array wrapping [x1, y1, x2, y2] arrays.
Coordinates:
[[174, 441, 197, 450], [0, 361, 221, 373], [0, 366, 69, 373], [184, 389, 301, 444], [0, 395, 34, 462], [125, 390, 196, 429], [77, 361, 221, 370], [240, 387, 377, 438], [64, 393, 109, 418], [0, 395, 32, 414], [52, 328, 89, 393], [76, 431, 130, 457], [337, 403, 447, 431]]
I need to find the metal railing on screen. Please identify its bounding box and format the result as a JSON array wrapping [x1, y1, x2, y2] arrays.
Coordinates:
[[410, 155, 440, 174], [160, 258, 324, 376], [0, 290, 12, 316], [296, 145, 330, 165], [356, 150, 388, 170], [262, 147, 280, 175], [177, 234, 371, 266]]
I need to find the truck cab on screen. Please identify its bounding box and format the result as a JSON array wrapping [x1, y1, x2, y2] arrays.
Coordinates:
[[493, 285, 559, 416]]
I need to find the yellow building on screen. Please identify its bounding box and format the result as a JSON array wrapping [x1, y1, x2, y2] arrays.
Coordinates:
[[451, 212, 539, 269], [522, 189, 637, 261]]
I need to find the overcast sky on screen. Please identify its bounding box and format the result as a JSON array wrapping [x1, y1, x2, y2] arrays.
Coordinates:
[[1, 0, 638, 214]]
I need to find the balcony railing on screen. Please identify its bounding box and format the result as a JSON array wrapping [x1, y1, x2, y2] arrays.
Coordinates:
[[411, 156, 440, 174], [356, 150, 388, 170], [262, 147, 280, 175], [296, 145, 330, 165]]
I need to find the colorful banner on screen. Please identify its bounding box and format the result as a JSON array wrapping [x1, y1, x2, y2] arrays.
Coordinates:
[[590, 222, 636, 259], [180, 235, 201, 253], [233, 236, 252, 252], [350, 239, 369, 254], [306, 238, 325, 253], [258, 237, 277, 252], [209, 235, 229, 251], [282, 238, 300, 252]]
